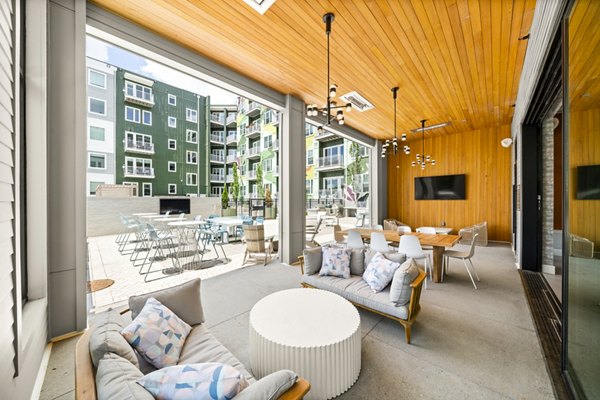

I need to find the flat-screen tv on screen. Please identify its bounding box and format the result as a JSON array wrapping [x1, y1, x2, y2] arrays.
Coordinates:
[[415, 174, 466, 200], [576, 165, 600, 199]]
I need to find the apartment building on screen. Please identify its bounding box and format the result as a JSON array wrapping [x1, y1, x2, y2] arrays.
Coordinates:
[[114, 69, 207, 197], [86, 58, 117, 195], [208, 104, 237, 196]]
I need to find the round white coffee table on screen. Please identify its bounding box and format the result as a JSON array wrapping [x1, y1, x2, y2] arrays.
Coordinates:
[[249, 288, 361, 400]]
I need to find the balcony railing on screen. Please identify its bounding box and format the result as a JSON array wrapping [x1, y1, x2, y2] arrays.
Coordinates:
[[226, 133, 238, 144], [263, 111, 279, 125], [226, 113, 237, 125], [210, 154, 225, 163], [226, 154, 237, 163], [125, 140, 154, 154], [124, 166, 154, 178], [247, 146, 261, 157], [241, 101, 261, 116], [210, 132, 225, 144], [210, 174, 225, 182], [226, 174, 234, 183], [210, 113, 225, 124], [124, 92, 154, 107], [319, 189, 344, 199], [246, 121, 261, 138], [248, 170, 257, 179], [318, 154, 344, 169], [272, 139, 279, 150], [272, 165, 279, 175]]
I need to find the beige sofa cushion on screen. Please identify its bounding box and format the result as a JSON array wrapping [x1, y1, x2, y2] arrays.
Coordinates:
[[89, 310, 139, 368], [235, 370, 298, 400], [95, 353, 153, 400]]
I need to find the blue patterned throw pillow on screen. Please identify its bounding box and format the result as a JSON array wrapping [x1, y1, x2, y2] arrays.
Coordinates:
[[319, 246, 352, 278], [121, 297, 192, 369], [362, 252, 401, 292], [137, 362, 249, 400]]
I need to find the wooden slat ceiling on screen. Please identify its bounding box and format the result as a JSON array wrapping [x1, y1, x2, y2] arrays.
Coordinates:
[[91, 0, 536, 141]]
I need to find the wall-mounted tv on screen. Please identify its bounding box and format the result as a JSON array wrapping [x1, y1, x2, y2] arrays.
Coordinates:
[[415, 174, 466, 200], [576, 165, 600, 199]]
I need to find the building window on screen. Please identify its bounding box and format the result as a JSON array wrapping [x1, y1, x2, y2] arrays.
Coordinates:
[[90, 181, 104, 195], [89, 126, 105, 141], [123, 181, 139, 196], [125, 81, 153, 102], [168, 184, 177, 194], [142, 183, 152, 197], [186, 173, 198, 186], [125, 131, 152, 151], [168, 139, 176, 150], [89, 97, 106, 115], [168, 161, 177, 172], [307, 149, 314, 165], [168, 94, 176, 106], [168, 116, 177, 128], [211, 186, 223, 196], [186, 108, 198, 123], [263, 135, 272, 149], [88, 69, 106, 88], [142, 110, 152, 125], [186, 129, 197, 144], [125, 106, 141, 123], [89, 153, 106, 169], [187, 151, 198, 164], [125, 157, 153, 177], [263, 158, 272, 172], [263, 110, 278, 124]]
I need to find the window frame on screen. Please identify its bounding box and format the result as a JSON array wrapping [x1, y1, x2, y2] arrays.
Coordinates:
[[186, 150, 198, 165], [125, 80, 153, 102], [142, 110, 152, 126], [88, 97, 106, 116], [142, 182, 152, 197], [186, 173, 198, 186], [168, 161, 177, 172], [168, 183, 177, 194], [88, 69, 107, 89], [125, 106, 141, 123], [168, 94, 176, 106], [186, 129, 198, 144], [89, 125, 106, 141], [168, 116, 177, 128], [168, 139, 177, 150], [88, 152, 107, 170], [186, 108, 198, 123]]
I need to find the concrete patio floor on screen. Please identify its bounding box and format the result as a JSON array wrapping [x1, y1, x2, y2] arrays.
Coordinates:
[[42, 238, 555, 400]]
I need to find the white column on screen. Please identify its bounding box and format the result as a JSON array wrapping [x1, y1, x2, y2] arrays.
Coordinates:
[[370, 141, 388, 226]]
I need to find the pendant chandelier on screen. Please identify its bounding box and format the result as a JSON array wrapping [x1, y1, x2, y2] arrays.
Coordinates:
[[306, 13, 352, 133], [411, 119, 436, 169], [381, 87, 410, 158]]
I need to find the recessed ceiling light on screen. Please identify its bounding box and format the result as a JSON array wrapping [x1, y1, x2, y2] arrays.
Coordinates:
[[339, 91, 374, 112], [243, 0, 276, 15], [410, 121, 451, 133]]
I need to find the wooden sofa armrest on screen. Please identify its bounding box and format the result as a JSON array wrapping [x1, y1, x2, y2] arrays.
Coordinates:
[[75, 329, 96, 400], [297, 255, 305, 275], [278, 378, 311, 400]]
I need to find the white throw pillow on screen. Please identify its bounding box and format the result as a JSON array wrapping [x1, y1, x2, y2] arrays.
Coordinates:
[[362, 252, 401, 292], [389, 258, 420, 306], [319, 246, 352, 279]]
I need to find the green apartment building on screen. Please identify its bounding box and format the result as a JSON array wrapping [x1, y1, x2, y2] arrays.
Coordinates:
[[115, 69, 208, 196]]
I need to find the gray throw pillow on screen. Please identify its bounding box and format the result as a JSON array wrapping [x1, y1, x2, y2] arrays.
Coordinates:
[[129, 279, 204, 326], [89, 310, 138, 368], [234, 370, 298, 400], [302, 246, 322, 275], [96, 353, 154, 400], [389, 258, 420, 306], [349, 248, 365, 275]]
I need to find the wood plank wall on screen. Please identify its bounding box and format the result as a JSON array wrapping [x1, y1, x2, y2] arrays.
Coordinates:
[[569, 108, 600, 247], [387, 125, 512, 241]]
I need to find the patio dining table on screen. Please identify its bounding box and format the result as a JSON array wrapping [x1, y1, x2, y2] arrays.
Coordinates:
[[167, 220, 207, 269], [340, 228, 460, 283], [209, 217, 245, 242]]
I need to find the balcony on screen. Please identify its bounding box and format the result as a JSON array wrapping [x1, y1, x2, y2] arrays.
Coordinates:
[[226, 174, 234, 183], [247, 146, 261, 159], [210, 153, 225, 163], [317, 154, 344, 170], [241, 100, 261, 117], [210, 113, 225, 125], [211, 132, 225, 144], [210, 174, 225, 183], [226, 132, 238, 144], [319, 188, 344, 199], [124, 92, 154, 107], [272, 165, 279, 175], [124, 166, 154, 178], [247, 170, 257, 180], [124, 140, 154, 155], [263, 111, 279, 125], [316, 130, 337, 141], [226, 113, 237, 126], [246, 121, 261, 138], [272, 139, 279, 150], [226, 154, 237, 163]]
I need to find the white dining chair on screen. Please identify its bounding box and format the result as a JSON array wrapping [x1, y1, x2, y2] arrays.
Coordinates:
[[397, 225, 412, 234], [417, 227, 437, 234], [373, 224, 384, 230], [346, 230, 365, 249], [370, 232, 389, 253], [399, 235, 431, 289], [443, 233, 480, 289]]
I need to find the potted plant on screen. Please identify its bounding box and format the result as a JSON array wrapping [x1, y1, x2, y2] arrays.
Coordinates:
[[264, 186, 277, 219], [221, 184, 236, 216]]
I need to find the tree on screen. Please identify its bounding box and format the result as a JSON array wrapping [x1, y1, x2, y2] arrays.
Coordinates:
[[221, 183, 229, 208], [256, 163, 264, 197], [232, 162, 241, 201], [346, 142, 364, 191], [265, 186, 272, 208]]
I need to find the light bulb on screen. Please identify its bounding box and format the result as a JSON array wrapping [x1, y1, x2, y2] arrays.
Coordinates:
[[401, 134, 407, 141], [411, 161, 416, 167], [329, 84, 337, 98], [336, 110, 343, 120], [432, 160, 436, 165], [346, 103, 352, 112], [317, 126, 324, 134], [339, 117, 345, 125]]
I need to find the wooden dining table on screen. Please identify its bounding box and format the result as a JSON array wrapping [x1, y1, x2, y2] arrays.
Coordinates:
[[340, 228, 460, 283]]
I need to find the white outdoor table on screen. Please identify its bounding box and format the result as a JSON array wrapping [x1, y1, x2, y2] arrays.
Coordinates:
[[249, 288, 361, 400], [132, 212, 158, 216], [209, 217, 245, 242], [167, 220, 206, 268]]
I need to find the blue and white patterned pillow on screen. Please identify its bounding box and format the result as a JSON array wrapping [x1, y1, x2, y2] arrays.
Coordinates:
[[319, 246, 352, 278], [121, 297, 192, 369], [137, 362, 249, 400], [362, 252, 401, 292]]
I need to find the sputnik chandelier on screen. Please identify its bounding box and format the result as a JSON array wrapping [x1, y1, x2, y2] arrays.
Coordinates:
[[381, 87, 410, 158], [411, 119, 436, 169], [306, 13, 352, 133]]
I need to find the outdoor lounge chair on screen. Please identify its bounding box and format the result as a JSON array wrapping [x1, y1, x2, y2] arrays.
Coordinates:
[[242, 224, 274, 266]]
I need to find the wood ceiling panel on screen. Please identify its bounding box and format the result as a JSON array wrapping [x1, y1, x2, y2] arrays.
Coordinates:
[[90, 0, 536, 141]]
